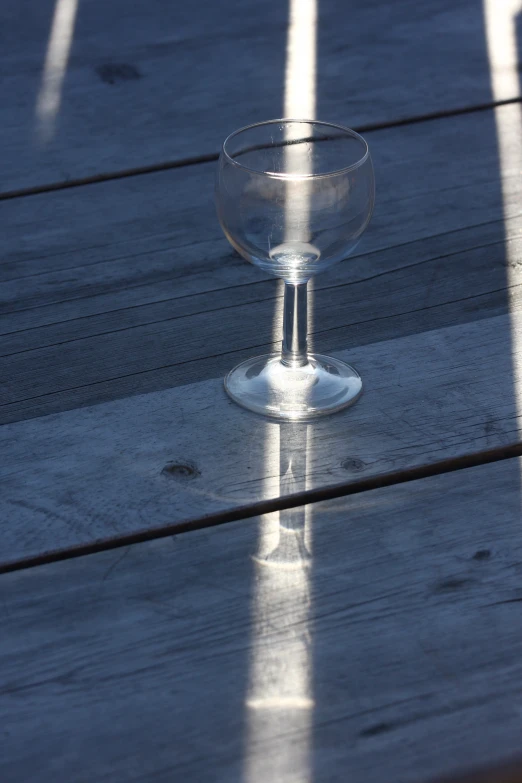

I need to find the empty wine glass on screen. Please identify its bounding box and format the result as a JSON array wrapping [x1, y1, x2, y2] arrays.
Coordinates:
[[215, 119, 374, 419]]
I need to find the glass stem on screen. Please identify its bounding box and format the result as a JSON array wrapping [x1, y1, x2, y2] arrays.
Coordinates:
[[281, 281, 308, 367]]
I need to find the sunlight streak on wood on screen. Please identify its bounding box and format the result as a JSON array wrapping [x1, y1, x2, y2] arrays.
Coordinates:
[[245, 425, 313, 782], [284, 0, 317, 120], [484, 0, 522, 426], [272, 0, 318, 346], [35, 0, 78, 143], [246, 3, 318, 767], [484, 0, 522, 101]]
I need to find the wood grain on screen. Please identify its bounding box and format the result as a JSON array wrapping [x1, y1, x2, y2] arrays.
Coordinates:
[[433, 757, 522, 783], [1, 457, 522, 782], [1, 306, 521, 568], [1, 0, 503, 193], [2, 104, 520, 423]]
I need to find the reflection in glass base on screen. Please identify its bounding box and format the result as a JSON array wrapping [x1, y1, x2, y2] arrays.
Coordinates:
[[224, 353, 362, 420]]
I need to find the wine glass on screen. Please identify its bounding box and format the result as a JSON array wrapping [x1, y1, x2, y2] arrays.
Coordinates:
[[215, 119, 374, 420]]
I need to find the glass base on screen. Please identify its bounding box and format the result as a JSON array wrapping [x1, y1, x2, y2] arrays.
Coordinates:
[[224, 353, 362, 420]]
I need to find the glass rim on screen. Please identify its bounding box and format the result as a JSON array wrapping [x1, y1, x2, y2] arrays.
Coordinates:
[[221, 118, 370, 180]]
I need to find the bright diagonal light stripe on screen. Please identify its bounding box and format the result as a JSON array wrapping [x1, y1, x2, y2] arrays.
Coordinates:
[[247, 3, 317, 778], [284, 0, 317, 120], [484, 0, 522, 101], [276, 0, 318, 345], [245, 422, 314, 783], [35, 0, 78, 142], [484, 0, 522, 414], [244, 512, 313, 783]]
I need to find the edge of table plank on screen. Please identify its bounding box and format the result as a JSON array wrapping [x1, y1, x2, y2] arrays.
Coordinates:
[[2, 456, 522, 782], [1, 308, 522, 569]]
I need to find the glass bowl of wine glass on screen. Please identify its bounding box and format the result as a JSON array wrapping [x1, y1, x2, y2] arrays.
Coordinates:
[[215, 118, 374, 420]]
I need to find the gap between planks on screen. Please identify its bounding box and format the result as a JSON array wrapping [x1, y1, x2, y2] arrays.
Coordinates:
[[3, 213, 519, 344], [1, 440, 521, 577], [1, 97, 521, 203]]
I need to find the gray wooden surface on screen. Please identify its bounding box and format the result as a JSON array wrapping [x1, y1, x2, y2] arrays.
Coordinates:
[[2, 104, 519, 424], [0, 0, 506, 194], [1, 309, 520, 569], [2, 1, 522, 776], [431, 758, 522, 783], [2, 457, 522, 783], [431, 754, 522, 783]]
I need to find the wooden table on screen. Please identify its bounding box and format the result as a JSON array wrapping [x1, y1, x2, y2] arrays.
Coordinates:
[[2, 0, 522, 780]]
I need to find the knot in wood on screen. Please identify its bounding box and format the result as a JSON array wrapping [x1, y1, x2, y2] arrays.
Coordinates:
[[161, 461, 200, 480]]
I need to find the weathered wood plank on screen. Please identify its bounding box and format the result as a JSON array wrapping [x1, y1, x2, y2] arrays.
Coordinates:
[[432, 758, 522, 783], [0, 0, 502, 193], [2, 105, 520, 422], [2, 457, 522, 782], [0, 307, 521, 567], [1, 221, 519, 419]]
